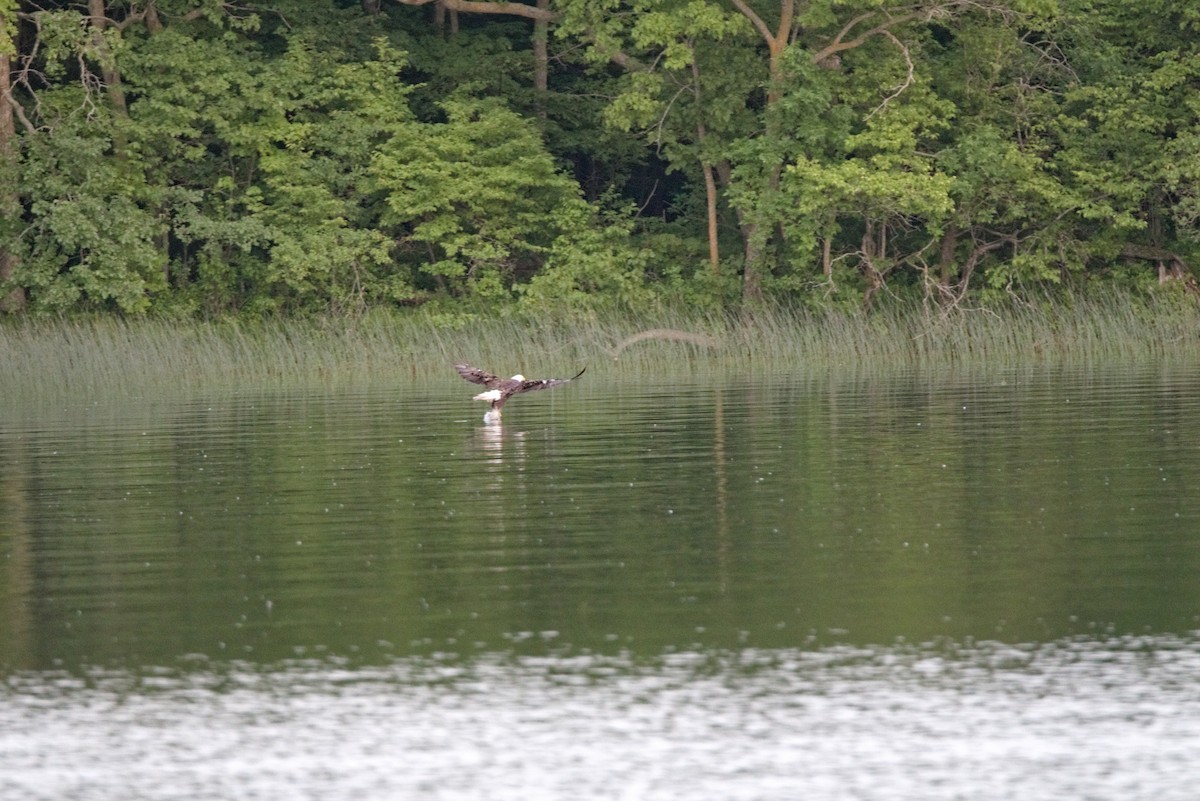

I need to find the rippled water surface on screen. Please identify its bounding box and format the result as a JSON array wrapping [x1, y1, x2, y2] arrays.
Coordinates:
[[3, 363, 1200, 800]]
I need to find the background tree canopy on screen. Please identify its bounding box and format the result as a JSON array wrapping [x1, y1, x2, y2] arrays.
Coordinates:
[[1, 0, 1197, 316]]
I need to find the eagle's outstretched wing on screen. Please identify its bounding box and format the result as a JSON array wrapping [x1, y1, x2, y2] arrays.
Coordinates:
[[455, 363, 504, 389], [516, 367, 586, 394]]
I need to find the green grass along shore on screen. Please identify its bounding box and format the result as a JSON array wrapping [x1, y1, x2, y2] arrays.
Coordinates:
[[3, 292, 1199, 400]]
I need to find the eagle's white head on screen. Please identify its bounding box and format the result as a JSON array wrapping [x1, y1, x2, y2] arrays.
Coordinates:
[[510, 374, 525, 382]]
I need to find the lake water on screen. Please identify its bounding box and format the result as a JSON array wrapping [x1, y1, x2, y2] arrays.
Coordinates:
[[2, 362, 1200, 800]]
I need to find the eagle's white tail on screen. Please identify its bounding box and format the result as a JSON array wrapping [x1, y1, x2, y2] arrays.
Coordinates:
[[474, 389, 502, 402]]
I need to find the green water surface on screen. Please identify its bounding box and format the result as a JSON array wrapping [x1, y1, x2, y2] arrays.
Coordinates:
[[3, 363, 1198, 671]]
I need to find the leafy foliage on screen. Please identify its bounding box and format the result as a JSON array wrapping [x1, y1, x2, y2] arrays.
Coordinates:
[[1, 0, 1197, 317], [372, 96, 579, 298]]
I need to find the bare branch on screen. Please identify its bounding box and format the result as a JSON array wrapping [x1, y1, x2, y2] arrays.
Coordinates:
[[866, 30, 914, 118], [826, 11, 875, 54], [607, 47, 648, 72], [3, 89, 36, 135], [811, 9, 924, 65], [728, 0, 774, 46], [392, 0, 558, 23], [812, 0, 1026, 65]]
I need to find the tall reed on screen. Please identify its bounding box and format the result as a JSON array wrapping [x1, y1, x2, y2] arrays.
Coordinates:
[[2, 292, 1198, 401]]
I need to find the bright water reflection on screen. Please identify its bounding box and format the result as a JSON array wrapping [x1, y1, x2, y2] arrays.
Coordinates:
[[2, 363, 1200, 799], [4, 637, 1199, 801]]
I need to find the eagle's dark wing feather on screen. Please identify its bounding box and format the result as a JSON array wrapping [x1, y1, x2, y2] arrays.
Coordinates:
[[515, 367, 586, 394], [455, 363, 503, 388]]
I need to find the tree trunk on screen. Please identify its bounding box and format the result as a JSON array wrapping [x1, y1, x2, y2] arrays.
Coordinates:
[[0, 43, 25, 312], [702, 163, 720, 274], [533, 0, 549, 94], [144, 0, 164, 32], [728, 0, 794, 300], [88, 0, 129, 120], [712, 159, 761, 298], [688, 57, 720, 274], [938, 221, 958, 292], [740, 218, 764, 300], [432, 1, 460, 35]]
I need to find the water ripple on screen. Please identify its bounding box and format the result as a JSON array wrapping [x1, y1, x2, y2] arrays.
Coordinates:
[[2, 635, 1199, 801]]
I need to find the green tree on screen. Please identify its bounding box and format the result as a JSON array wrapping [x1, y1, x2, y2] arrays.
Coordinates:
[[559, 1, 1029, 302], [3, 0, 1198, 316], [124, 23, 415, 313], [1052, 0, 1200, 284], [4, 2, 167, 313], [372, 95, 583, 299]]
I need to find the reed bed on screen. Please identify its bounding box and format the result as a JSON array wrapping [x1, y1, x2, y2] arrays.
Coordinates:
[[3, 292, 1198, 402]]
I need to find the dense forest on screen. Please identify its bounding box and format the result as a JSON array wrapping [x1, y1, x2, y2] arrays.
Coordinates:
[[1, 0, 1198, 317]]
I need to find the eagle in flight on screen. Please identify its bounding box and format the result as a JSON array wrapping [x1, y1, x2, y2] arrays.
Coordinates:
[[455, 363, 586, 423]]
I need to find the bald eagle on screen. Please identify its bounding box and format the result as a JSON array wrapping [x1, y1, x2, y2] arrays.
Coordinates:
[[455, 363, 586, 423]]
